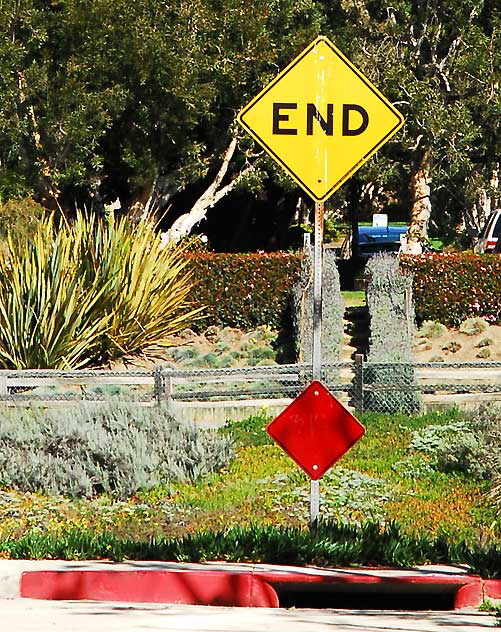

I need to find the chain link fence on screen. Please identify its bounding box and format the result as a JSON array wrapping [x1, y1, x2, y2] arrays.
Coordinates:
[[1, 360, 501, 417], [353, 360, 501, 414], [0, 364, 352, 406]]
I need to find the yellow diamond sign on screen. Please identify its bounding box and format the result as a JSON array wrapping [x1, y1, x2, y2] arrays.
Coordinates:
[[237, 36, 404, 202]]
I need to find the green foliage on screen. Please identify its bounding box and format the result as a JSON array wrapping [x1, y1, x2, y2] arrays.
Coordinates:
[[366, 255, 415, 361], [401, 254, 501, 327], [418, 320, 448, 339], [164, 325, 279, 369], [344, 1, 501, 240], [0, 198, 46, 244], [0, 403, 234, 498], [410, 421, 487, 479], [269, 466, 394, 524], [0, 0, 322, 206], [0, 408, 496, 554], [365, 255, 420, 413], [77, 212, 203, 358], [490, 475, 501, 527], [341, 290, 366, 307], [0, 212, 201, 368], [477, 338, 493, 348], [0, 0, 498, 249], [188, 252, 302, 331], [459, 317, 489, 336], [220, 412, 273, 447], [0, 521, 500, 576], [477, 347, 492, 359], [0, 216, 110, 369], [247, 346, 276, 366]]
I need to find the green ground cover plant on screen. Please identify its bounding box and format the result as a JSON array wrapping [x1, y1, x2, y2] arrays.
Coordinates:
[[0, 522, 499, 577], [418, 321, 448, 339], [409, 407, 500, 481], [459, 318, 489, 336]]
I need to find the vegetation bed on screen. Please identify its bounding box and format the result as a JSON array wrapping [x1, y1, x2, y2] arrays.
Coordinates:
[[0, 407, 499, 575]]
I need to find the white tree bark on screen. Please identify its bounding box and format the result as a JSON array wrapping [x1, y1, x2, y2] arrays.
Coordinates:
[[405, 149, 432, 254], [162, 137, 254, 243], [18, 71, 60, 205], [462, 164, 500, 241]]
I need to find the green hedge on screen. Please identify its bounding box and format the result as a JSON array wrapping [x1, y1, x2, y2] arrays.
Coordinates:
[[400, 253, 501, 327], [186, 252, 501, 331], [187, 252, 303, 330]]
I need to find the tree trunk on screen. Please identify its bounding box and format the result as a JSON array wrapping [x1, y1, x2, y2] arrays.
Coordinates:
[[462, 163, 499, 242], [405, 149, 432, 254], [17, 72, 60, 207], [162, 137, 253, 243]]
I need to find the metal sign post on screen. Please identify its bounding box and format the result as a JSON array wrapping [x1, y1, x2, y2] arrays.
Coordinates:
[[310, 200, 324, 526], [238, 35, 404, 530]]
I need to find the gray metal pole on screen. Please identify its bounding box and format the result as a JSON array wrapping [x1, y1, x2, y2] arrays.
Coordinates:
[[312, 201, 324, 383], [310, 200, 324, 527]]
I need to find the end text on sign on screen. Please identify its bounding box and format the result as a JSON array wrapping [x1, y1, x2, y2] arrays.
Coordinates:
[[272, 103, 369, 137]]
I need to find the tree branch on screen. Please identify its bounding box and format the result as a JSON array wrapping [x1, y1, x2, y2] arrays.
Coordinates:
[[17, 71, 59, 203], [162, 137, 255, 243]]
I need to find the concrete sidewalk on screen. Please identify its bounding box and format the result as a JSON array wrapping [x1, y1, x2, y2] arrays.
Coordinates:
[[0, 599, 498, 632], [1, 559, 500, 610]]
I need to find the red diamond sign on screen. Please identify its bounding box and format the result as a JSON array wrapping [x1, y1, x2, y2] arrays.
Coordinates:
[[266, 381, 365, 480]]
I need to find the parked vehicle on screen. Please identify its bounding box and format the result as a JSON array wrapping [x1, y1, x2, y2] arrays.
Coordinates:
[[338, 224, 409, 290], [474, 210, 501, 254], [340, 225, 409, 260]]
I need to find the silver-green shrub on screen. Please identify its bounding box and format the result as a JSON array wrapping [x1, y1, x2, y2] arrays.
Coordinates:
[[410, 406, 500, 482], [268, 466, 394, 524], [293, 247, 345, 369], [418, 320, 448, 339], [365, 254, 420, 413], [0, 404, 233, 498], [459, 317, 489, 335]]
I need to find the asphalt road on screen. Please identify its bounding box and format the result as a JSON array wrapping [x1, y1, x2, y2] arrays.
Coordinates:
[[1, 600, 497, 632]]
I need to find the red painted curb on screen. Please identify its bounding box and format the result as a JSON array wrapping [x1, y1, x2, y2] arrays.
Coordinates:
[[19, 567, 501, 609], [454, 581, 484, 609], [20, 570, 279, 608], [484, 579, 501, 600]]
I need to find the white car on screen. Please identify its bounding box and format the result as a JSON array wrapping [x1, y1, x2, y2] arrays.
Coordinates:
[[474, 210, 501, 253]]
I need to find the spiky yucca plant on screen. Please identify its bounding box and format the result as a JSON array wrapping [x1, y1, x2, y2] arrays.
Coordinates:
[[0, 217, 111, 368], [0, 212, 202, 368], [74, 211, 203, 357]]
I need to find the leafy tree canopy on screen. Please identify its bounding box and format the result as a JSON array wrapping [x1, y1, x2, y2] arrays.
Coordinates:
[[0, 0, 499, 245]]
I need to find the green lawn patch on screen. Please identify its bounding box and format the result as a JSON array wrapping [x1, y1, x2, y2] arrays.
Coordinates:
[[342, 290, 366, 307]]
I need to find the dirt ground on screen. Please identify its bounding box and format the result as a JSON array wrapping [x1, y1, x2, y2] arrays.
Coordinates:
[[108, 325, 278, 370], [413, 324, 501, 362], [109, 322, 501, 370]]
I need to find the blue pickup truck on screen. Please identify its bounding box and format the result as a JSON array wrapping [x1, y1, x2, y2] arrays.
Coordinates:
[[340, 225, 408, 260]]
